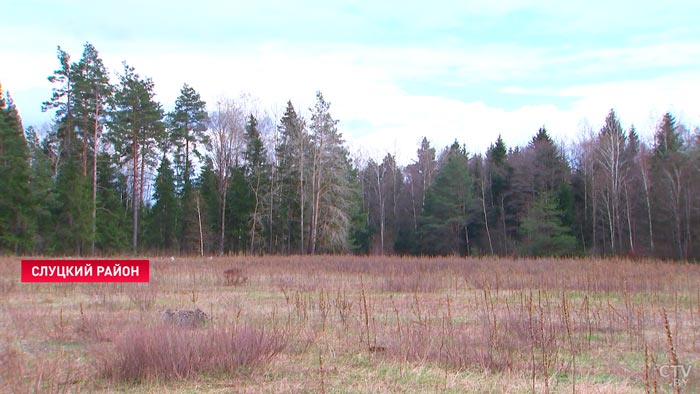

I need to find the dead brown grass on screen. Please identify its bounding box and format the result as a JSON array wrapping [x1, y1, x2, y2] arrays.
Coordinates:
[[0, 255, 699, 393], [101, 323, 286, 383]]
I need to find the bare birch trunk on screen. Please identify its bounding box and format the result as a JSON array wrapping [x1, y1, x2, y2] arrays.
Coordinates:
[[196, 193, 203, 257]]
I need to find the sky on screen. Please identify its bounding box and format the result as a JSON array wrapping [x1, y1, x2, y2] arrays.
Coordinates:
[[3, 0, 699, 164]]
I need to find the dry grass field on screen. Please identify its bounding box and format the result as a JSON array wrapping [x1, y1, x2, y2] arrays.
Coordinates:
[[1, 255, 699, 393]]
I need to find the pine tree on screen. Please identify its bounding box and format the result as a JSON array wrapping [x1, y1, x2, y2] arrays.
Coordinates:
[[168, 84, 208, 253], [108, 62, 164, 254], [42, 47, 92, 254], [42, 46, 75, 157], [71, 42, 112, 253], [169, 83, 208, 191]]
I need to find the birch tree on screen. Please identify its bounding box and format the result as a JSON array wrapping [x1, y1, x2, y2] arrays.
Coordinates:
[[596, 109, 627, 253], [207, 98, 245, 254]]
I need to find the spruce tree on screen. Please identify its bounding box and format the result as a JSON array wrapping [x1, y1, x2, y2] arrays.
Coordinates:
[[519, 192, 577, 257], [25, 127, 56, 253], [244, 114, 270, 253], [275, 101, 308, 253], [418, 141, 474, 255], [94, 152, 130, 253], [0, 87, 33, 253], [146, 154, 179, 252]]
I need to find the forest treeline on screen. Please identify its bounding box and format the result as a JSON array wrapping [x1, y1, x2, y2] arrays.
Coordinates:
[[1, 43, 699, 259]]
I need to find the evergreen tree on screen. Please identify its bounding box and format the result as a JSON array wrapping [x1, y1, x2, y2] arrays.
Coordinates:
[[52, 150, 91, 254], [94, 152, 130, 253], [71, 42, 112, 253], [0, 87, 33, 253], [244, 114, 270, 254], [42, 47, 93, 254], [169, 83, 208, 191], [146, 154, 179, 252], [654, 113, 682, 160], [519, 192, 578, 257], [348, 161, 372, 254], [42, 46, 75, 157], [418, 141, 474, 255], [108, 62, 164, 253], [168, 84, 208, 253], [198, 157, 220, 254], [486, 135, 515, 254], [25, 127, 56, 253], [308, 92, 353, 253], [226, 164, 254, 253], [651, 112, 689, 259], [275, 101, 308, 253]]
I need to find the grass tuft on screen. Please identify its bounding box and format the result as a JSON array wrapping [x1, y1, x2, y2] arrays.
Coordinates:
[[100, 323, 287, 383]]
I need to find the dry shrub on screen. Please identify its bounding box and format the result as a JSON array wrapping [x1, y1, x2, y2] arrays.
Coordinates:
[[101, 323, 287, 382], [75, 306, 109, 342], [386, 314, 531, 372], [223, 267, 248, 286], [125, 283, 160, 311], [1, 335, 82, 394]]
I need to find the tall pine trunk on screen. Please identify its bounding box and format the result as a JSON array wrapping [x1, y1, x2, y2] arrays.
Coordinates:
[[132, 133, 139, 254], [91, 98, 99, 255]]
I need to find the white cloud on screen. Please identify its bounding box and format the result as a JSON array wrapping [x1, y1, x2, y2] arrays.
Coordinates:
[[4, 36, 700, 166]]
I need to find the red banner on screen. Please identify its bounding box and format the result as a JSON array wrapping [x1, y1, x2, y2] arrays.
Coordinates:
[[21, 259, 150, 282]]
